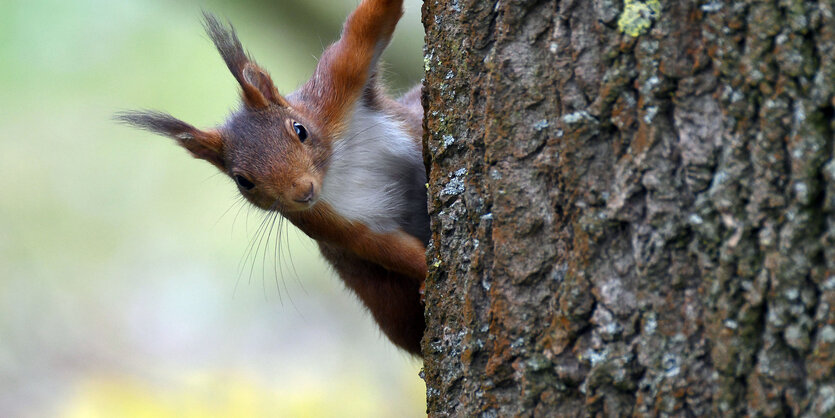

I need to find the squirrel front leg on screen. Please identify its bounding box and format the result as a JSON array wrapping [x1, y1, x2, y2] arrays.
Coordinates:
[[300, 0, 404, 133], [292, 206, 427, 283], [350, 229, 427, 283]]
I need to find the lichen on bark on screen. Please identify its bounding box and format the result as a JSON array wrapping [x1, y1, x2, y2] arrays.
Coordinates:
[[421, 0, 835, 416]]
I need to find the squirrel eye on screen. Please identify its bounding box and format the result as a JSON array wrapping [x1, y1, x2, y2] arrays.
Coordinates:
[[234, 174, 255, 190], [293, 122, 308, 142]]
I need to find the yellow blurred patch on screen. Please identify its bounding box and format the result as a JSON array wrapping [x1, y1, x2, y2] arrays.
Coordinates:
[[60, 370, 406, 418]]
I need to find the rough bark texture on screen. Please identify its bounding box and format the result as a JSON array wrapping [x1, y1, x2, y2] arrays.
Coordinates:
[[421, 0, 835, 416]]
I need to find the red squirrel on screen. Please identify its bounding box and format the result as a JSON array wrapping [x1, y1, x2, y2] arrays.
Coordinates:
[[117, 0, 427, 356]]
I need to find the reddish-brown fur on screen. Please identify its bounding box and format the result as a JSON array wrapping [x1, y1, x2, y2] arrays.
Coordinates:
[[117, 0, 427, 355], [288, 203, 427, 282], [318, 242, 424, 352], [306, 0, 404, 136]]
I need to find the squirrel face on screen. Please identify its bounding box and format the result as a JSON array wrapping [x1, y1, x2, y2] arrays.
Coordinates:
[[117, 14, 333, 215], [220, 107, 330, 213]]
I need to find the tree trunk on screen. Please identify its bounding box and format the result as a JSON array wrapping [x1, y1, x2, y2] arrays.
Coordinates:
[[420, 0, 835, 416]]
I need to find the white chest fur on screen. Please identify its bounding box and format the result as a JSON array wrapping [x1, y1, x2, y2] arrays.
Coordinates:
[[320, 104, 423, 233]]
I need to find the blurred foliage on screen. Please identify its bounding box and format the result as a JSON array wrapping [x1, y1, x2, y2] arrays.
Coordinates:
[[0, 0, 425, 416], [63, 371, 423, 418]]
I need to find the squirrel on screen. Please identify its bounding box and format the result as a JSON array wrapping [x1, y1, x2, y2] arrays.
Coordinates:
[[117, 0, 428, 356]]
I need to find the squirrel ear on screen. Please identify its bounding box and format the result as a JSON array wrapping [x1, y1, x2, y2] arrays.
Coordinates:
[[242, 63, 290, 108], [203, 12, 289, 109], [115, 110, 225, 169]]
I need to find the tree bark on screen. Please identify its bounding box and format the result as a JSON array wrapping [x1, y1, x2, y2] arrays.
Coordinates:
[[420, 0, 835, 416]]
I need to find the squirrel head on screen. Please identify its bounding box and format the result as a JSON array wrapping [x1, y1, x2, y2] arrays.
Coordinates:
[[116, 13, 328, 213]]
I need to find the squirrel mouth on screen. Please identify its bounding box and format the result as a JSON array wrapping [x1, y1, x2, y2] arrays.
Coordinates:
[[293, 184, 316, 204], [287, 183, 317, 210]]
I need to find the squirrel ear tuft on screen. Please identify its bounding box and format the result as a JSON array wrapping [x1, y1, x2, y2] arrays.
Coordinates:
[[115, 110, 225, 169], [202, 12, 289, 109]]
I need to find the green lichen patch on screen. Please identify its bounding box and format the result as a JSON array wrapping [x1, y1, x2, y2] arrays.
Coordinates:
[[617, 0, 661, 37]]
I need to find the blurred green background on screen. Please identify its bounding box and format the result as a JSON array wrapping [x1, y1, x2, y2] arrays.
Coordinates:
[[0, 0, 425, 416]]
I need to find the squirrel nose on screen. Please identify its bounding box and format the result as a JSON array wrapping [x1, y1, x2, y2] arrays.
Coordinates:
[[292, 182, 315, 203]]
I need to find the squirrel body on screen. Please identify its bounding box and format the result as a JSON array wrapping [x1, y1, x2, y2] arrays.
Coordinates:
[[118, 0, 427, 355]]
